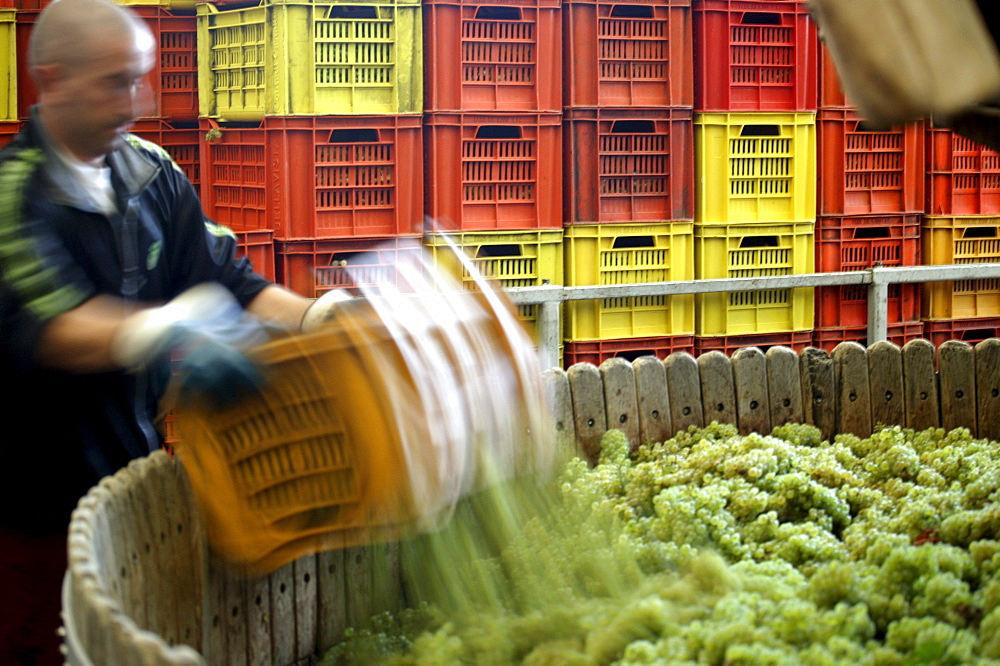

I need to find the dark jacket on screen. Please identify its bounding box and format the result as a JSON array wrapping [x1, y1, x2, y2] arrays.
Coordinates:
[[0, 111, 271, 533]]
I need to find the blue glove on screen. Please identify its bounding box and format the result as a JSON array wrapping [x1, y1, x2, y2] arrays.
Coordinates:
[[171, 330, 264, 410], [112, 283, 271, 410]]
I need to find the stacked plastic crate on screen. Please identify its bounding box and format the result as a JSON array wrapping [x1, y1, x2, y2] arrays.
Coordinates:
[[921, 120, 1000, 347], [0, 2, 19, 149], [559, 0, 695, 366], [195, 0, 425, 294], [421, 0, 564, 343], [811, 36, 925, 352], [691, 0, 817, 356]]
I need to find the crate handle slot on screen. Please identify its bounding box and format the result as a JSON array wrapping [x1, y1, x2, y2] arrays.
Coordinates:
[[960, 226, 998, 239], [331, 251, 379, 267], [328, 5, 379, 19], [474, 6, 521, 20], [611, 120, 656, 134], [476, 126, 522, 139], [609, 5, 654, 19], [855, 120, 893, 133], [740, 12, 781, 26], [475, 244, 522, 258], [739, 125, 780, 137], [612, 235, 655, 249], [962, 328, 996, 341], [328, 129, 379, 143], [617, 348, 657, 362], [739, 236, 779, 248], [853, 226, 891, 240]]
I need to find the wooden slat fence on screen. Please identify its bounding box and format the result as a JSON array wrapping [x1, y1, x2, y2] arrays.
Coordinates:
[[64, 338, 1000, 665]]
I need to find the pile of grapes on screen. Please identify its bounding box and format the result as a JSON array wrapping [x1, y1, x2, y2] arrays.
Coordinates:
[[323, 423, 1000, 665]]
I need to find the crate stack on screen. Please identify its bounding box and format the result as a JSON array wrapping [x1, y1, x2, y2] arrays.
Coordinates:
[[559, 0, 696, 366], [421, 0, 564, 344], [194, 0, 426, 295], [920, 121, 1000, 347], [810, 34, 925, 352], [0, 3, 18, 148], [690, 0, 817, 356]]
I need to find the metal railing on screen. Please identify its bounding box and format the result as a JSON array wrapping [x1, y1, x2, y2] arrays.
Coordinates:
[[505, 263, 1000, 368]]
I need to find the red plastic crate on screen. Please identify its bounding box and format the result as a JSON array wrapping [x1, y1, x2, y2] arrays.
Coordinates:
[[424, 112, 562, 231], [0, 121, 21, 150], [564, 107, 693, 224], [818, 37, 849, 109], [926, 126, 1000, 216], [129, 119, 201, 188], [234, 229, 275, 283], [563, 0, 692, 109], [922, 317, 1000, 349], [562, 335, 695, 367], [812, 321, 924, 352], [818, 109, 925, 216], [693, 329, 812, 356], [275, 235, 423, 298], [200, 116, 423, 239], [693, 0, 817, 112], [815, 214, 920, 328], [16, 7, 197, 122], [423, 0, 561, 112]]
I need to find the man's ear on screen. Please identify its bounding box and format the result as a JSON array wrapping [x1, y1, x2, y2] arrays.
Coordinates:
[[31, 63, 64, 99]]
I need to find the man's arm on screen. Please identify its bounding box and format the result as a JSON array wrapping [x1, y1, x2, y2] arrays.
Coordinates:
[[245, 284, 313, 330], [33, 295, 139, 372]]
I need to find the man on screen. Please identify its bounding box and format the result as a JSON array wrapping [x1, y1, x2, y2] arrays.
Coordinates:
[[0, 0, 336, 661]]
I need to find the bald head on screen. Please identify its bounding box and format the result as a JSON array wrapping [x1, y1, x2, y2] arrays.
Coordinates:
[[29, 0, 152, 72]]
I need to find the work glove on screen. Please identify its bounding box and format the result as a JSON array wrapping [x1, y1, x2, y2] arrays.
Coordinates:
[[300, 288, 353, 332], [111, 283, 270, 409]]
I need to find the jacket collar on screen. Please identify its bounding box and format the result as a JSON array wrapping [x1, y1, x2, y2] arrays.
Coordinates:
[[25, 107, 160, 213]]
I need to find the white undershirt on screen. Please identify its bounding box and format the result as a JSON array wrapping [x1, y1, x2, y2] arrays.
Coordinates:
[[52, 146, 118, 216]]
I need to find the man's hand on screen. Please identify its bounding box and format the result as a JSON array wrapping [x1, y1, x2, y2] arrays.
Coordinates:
[[111, 283, 269, 408]]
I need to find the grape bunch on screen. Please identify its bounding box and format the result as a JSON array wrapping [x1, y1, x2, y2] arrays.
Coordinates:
[[322, 423, 1000, 665]]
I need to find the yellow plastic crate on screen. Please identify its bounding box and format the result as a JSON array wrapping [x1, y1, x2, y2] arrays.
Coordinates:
[[695, 221, 815, 336], [563, 222, 695, 340], [197, 0, 422, 120], [116, 0, 196, 9], [0, 10, 15, 122], [695, 112, 816, 224], [424, 229, 563, 340], [922, 215, 1000, 320]]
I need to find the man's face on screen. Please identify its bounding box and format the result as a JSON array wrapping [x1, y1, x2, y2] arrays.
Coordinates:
[[41, 27, 156, 162]]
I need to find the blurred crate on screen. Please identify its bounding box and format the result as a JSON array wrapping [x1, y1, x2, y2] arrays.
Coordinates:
[[424, 229, 563, 338], [0, 120, 21, 150], [818, 109, 924, 216], [200, 115, 423, 238], [693, 0, 817, 112], [923, 316, 1000, 348], [812, 321, 924, 352], [922, 215, 1000, 320], [926, 126, 1000, 216], [694, 111, 816, 224], [275, 235, 422, 298], [564, 107, 693, 224], [196, 0, 422, 120], [424, 111, 562, 231], [129, 119, 201, 187], [563, 334, 695, 367], [0, 9, 13, 121], [815, 214, 920, 329], [423, 0, 561, 112], [15, 7, 197, 122], [235, 229, 275, 282], [563, 222, 694, 340], [693, 329, 811, 357], [694, 220, 814, 335], [563, 0, 692, 109]]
